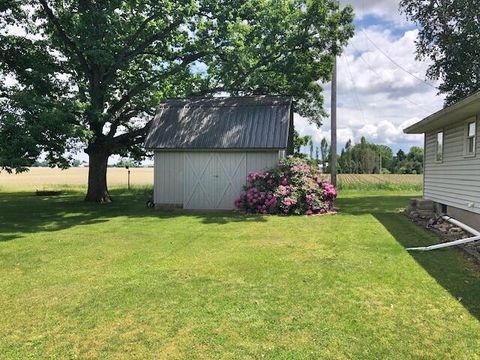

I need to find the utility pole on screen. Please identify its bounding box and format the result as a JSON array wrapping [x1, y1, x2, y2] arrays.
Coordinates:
[[330, 57, 337, 187]]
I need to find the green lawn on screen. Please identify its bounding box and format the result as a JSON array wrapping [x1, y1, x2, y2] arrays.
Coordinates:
[[1, 189, 480, 359]]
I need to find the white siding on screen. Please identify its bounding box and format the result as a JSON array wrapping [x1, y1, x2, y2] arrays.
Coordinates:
[[154, 151, 280, 209], [246, 152, 280, 175], [154, 152, 184, 205], [424, 115, 480, 214]]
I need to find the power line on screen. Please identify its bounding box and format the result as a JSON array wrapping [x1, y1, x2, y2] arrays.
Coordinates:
[[348, 40, 434, 112], [362, 30, 437, 89], [342, 53, 366, 122]]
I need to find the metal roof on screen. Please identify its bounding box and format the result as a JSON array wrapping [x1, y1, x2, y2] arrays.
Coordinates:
[[404, 91, 480, 134], [144, 96, 293, 150]]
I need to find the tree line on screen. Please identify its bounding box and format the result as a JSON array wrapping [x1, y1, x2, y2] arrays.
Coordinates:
[[294, 132, 423, 174]]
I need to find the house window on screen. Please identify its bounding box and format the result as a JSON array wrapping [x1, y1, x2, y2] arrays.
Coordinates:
[[436, 131, 443, 162], [465, 120, 476, 156]]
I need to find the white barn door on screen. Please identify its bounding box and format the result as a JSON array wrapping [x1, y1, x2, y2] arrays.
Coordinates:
[[215, 153, 247, 209], [184, 152, 246, 210]]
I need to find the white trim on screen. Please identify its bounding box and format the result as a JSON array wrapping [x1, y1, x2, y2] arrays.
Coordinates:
[[435, 130, 444, 163], [463, 117, 477, 158]]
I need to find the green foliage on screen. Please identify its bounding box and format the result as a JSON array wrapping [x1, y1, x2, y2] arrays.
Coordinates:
[[337, 136, 378, 173], [293, 130, 312, 158], [337, 139, 423, 174], [320, 137, 330, 172], [0, 95, 80, 173], [0, 0, 355, 176], [391, 147, 423, 174], [400, 0, 480, 105], [376, 144, 393, 170]]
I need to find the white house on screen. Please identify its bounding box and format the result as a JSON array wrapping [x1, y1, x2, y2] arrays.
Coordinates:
[[144, 96, 293, 210], [404, 91, 480, 228]]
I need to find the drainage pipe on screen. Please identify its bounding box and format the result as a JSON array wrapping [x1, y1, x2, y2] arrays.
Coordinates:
[[406, 215, 480, 251], [441, 215, 480, 236]]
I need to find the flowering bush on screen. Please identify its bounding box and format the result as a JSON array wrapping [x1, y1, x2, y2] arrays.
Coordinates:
[[234, 157, 337, 215]]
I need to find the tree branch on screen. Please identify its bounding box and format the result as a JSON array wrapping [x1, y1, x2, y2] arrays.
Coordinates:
[[37, 0, 90, 74], [102, 17, 184, 84], [105, 51, 208, 119], [123, 13, 161, 52], [112, 121, 152, 152], [107, 108, 142, 137]]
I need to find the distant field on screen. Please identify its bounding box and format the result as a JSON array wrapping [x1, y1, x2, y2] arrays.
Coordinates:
[[334, 174, 422, 185], [332, 174, 422, 191], [0, 167, 153, 191], [0, 167, 422, 191]]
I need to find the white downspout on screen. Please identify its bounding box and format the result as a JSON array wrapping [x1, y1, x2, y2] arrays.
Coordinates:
[[406, 215, 480, 251], [441, 215, 480, 236]]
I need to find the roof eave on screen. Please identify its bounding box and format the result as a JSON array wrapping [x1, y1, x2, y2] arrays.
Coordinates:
[[403, 91, 480, 134], [146, 147, 287, 152]]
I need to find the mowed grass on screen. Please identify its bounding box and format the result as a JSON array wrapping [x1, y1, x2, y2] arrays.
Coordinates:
[[1, 188, 480, 359]]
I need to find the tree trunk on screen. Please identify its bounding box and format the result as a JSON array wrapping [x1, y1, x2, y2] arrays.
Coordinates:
[[85, 151, 112, 202]]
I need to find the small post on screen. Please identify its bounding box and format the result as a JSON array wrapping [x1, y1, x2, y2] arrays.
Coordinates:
[[330, 56, 337, 187], [126, 165, 130, 190]]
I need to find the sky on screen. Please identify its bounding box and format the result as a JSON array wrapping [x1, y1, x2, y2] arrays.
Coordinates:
[[295, 0, 445, 154]]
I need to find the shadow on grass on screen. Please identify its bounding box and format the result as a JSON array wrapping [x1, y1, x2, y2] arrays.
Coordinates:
[[0, 188, 266, 242], [340, 195, 480, 321]]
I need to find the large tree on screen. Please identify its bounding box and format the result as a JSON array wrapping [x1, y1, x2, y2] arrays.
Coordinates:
[[0, 0, 353, 202], [400, 0, 480, 105]]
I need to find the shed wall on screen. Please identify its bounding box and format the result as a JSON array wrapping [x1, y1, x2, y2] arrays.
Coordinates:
[[153, 152, 184, 205], [246, 152, 280, 175], [424, 114, 480, 214], [154, 151, 281, 209]]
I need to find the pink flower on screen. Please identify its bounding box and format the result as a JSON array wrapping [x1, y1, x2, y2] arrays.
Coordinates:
[[265, 196, 277, 209], [278, 185, 290, 196], [283, 197, 297, 207], [237, 158, 336, 215], [247, 171, 267, 184]]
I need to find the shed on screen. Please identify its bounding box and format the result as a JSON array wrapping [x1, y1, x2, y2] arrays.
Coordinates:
[[144, 96, 294, 210], [404, 91, 480, 228]]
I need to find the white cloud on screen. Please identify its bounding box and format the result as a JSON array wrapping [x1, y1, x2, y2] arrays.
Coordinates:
[[340, 0, 410, 25], [295, 20, 444, 154]]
